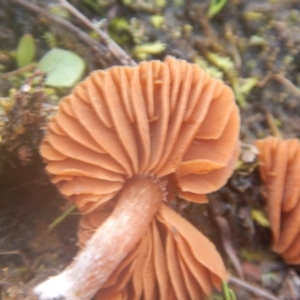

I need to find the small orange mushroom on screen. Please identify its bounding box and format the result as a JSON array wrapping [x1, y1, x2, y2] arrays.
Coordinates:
[[256, 136, 300, 264], [34, 56, 240, 300]]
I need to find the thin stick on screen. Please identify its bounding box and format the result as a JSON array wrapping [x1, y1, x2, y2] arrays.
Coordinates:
[[258, 72, 300, 98], [265, 110, 281, 138], [257, 72, 272, 87], [0, 62, 37, 79], [229, 276, 278, 300], [0, 250, 31, 267], [272, 73, 300, 98], [58, 0, 136, 66], [11, 0, 109, 67], [215, 216, 244, 279]]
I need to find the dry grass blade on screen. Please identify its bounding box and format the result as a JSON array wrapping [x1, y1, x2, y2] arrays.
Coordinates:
[[58, 0, 136, 66], [229, 276, 278, 300]]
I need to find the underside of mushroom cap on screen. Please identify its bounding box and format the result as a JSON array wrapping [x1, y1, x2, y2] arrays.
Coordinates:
[[38, 57, 240, 300], [256, 136, 300, 264], [78, 204, 229, 300], [40, 56, 240, 214]]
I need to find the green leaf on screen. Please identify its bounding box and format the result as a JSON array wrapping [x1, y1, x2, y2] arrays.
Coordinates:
[[222, 281, 231, 300], [38, 48, 85, 88], [208, 0, 227, 19], [229, 289, 237, 300], [222, 281, 237, 300], [251, 209, 270, 228], [17, 34, 36, 68], [49, 205, 76, 231]]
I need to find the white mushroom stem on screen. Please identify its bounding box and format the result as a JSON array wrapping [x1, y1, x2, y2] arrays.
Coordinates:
[[34, 175, 164, 300]]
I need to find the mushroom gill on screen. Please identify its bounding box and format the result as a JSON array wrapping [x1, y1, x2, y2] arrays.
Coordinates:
[[78, 204, 229, 300], [256, 136, 300, 264], [35, 56, 240, 300]]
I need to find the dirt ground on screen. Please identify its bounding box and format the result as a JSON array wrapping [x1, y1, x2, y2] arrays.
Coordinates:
[[0, 0, 300, 299]]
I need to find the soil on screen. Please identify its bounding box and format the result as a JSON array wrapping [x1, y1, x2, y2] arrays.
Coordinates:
[[0, 0, 300, 299]]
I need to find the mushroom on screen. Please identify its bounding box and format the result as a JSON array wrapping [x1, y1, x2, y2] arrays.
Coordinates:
[[256, 136, 300, 264], [34, 56, 240, 300]]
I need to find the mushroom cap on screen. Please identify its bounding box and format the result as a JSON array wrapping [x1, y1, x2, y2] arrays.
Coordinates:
[[78, 204, 229, 299], [256, 136, 300, 264], [40, 56, 240, 214]]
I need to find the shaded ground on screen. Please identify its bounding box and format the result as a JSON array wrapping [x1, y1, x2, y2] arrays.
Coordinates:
[[0, 0, 300, 299]]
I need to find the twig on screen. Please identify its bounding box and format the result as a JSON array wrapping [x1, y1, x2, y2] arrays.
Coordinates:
[[0, 250, 31, 268], [258, 72, 300, 98], [208, 197, 244, 279], [215, 216, 244, 279], [11, 0, 109, 67], [271, 73, 300, 98], [257, 72, 272, 87], [58, 0, 136, 66], [0, 62, 37, 79], [229, 276, 278, 300], [265, 110, 281, 138]]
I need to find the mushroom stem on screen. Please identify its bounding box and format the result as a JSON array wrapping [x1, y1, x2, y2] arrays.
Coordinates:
[[34, 175, 164, 300]]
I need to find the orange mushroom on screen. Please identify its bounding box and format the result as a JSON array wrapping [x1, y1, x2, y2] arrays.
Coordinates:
[[34, 56, 240, 300], [256, 136, 300, 264]]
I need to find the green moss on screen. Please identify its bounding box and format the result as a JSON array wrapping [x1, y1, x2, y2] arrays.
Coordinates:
[[132, 41, 166, 60], [239, 248, 267, 263], [150, 15, 165, 29], [243, 11, 265, 21], [49, 6, 70, 19], [193, 55, 223, 79], [109, 18, 131, 47], [233, 77, 258, 108], [43, 32, 58, 48]]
